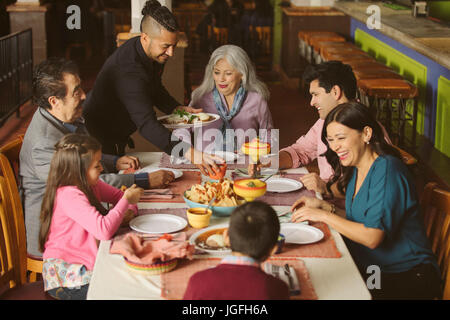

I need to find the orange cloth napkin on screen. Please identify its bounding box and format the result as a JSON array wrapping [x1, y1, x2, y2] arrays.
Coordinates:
[[110, 232, 195, 265]]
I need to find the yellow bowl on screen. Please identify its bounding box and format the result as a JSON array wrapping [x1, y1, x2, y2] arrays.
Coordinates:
[[233, 179, 267, 202], [186, 207, 213, 229]]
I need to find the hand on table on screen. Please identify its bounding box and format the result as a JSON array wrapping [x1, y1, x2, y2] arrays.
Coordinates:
[[148, 170, 175, 189], [116, 155, 140, 171], [184, 148, 225, 176], [290, 196, 330, 223], [299, 173, 328, 194], [123, 184, 144, 204], [247, 160, 271, 177]]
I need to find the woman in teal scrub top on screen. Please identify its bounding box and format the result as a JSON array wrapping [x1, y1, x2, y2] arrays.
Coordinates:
[[290, 102, 441, 300]]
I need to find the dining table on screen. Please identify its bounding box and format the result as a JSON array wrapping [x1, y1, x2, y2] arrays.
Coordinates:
[[86, 151, 371, 300]]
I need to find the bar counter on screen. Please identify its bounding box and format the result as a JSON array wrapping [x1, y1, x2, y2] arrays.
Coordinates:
[[334, 1, 450, 70]]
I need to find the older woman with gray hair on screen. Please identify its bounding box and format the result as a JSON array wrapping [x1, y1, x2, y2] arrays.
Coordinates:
[[175, 44, 274, 153]]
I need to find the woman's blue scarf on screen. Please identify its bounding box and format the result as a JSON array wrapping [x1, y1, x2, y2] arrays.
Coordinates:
[[212, 84, 247, 151]]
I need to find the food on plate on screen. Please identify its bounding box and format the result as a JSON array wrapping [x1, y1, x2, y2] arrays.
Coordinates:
[[195, 227, 230, 251], [161, 109, 213, 125], [208, 163, 227, 180], [185, 178, 243, 207]]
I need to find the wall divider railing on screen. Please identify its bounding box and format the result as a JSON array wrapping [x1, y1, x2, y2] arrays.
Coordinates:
[[0, 28, 33, 126]]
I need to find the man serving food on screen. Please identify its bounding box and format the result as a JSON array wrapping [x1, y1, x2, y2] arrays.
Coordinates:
[[83, 0, 222, 176]]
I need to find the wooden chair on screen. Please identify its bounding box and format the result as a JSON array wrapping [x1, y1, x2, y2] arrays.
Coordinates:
[[0, 176, 52, 300], [421, 182, 450, 300], [0, 136, 43, 283], [392, 145, 417, 165]]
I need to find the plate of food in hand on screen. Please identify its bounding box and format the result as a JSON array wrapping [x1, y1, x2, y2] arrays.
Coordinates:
[[158, 110, 220, 129], [189, 224, 231, 254]]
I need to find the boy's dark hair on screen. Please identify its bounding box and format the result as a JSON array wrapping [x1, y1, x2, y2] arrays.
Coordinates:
[[140, 0, 178, 33], [33, 57, 79, 109], [229, 201, 280, 261], [302, 60, 357, 100]]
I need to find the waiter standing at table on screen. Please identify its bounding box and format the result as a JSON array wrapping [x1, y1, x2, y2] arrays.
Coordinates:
[[83, 0, 221, 175]]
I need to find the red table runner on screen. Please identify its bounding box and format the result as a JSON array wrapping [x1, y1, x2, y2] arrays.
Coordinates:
[[160, 258, 317, 300], [136, 209, 341, 258]]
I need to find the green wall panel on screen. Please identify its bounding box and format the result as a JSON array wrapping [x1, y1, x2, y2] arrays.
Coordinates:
[[272, 0, 282, 66], [435, 76, 450, 158], [354, 29, 427, 135]]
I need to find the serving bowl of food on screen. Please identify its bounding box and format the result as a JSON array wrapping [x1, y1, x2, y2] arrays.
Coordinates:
[[233, 178, 267, 202], [189, 224, 231, 254], [183, 179, 245, 217]]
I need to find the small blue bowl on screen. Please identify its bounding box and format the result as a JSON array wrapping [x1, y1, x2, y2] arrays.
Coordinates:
[[183, 192, 238, 217]]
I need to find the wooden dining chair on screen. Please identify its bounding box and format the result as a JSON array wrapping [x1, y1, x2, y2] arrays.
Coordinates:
[[0, 136, 43, 283], [0, 176, 52, 300], [421, 182, 450, 300]]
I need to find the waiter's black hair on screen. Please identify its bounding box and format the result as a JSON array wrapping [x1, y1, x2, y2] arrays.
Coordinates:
[[140, 0, 178, 33]]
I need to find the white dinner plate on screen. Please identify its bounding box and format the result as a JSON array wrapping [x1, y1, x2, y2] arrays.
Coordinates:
[[129, 214, 187, 234], [189, 224, 231, 255], [133, 167, 183, 179], [157, 113, 220, 129], [207, 151, 239, 163], [266, 178, 303, 193], [280, 223, 324, 244]]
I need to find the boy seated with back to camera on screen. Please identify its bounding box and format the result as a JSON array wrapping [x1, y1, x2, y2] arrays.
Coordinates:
[[183, 201, 289, 300]]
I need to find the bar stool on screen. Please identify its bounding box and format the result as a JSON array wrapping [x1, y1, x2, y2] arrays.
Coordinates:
[[358, 78, 419, 145], [308, 34, 346, 64], [354, 68, 404, 81], [298, 31, 339, 62], [342, 59, 392, 71], [322, 51, 375, 63], [321, 45, 366, 60], [317, 41, 359, 57]]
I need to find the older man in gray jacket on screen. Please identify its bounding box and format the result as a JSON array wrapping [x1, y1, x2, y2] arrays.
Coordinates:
[[20, 58, 174, 257]]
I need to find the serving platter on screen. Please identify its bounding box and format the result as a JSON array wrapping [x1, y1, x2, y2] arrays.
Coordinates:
[[157, 113, 220, 129]]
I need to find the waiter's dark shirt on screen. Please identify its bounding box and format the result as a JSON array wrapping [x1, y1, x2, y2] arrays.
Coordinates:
[[83, 36, 186, 155]]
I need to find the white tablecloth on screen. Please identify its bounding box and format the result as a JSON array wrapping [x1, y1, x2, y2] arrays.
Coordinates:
[[87, 152, 371, 300]]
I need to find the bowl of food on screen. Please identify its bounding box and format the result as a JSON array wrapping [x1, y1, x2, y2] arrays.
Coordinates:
[[183, 179, 244, 217], [233, 178, 267, 202], [186, 207, 212, 229], [189, 224, 231, 254]]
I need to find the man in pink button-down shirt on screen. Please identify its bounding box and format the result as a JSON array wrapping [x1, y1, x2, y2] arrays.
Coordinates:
[[251, 61, 357, 198]]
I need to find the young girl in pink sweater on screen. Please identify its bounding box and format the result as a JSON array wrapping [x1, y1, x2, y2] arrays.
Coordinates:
[[39, 133, 143, 300]]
